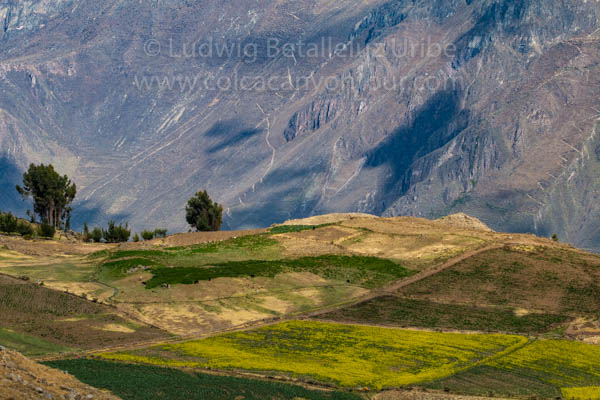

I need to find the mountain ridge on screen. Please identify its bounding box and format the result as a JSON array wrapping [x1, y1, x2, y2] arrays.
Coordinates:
[[0, 0, 599, 249]]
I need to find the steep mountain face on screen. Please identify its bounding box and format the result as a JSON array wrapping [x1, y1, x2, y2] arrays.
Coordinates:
[[0, 1, 598, 249]]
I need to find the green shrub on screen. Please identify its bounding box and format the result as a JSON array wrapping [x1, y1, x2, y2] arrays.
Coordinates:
[[0, 212, 35, 236], [83, 222, 91, 243], [91, 227, 103, 243], [16, 220, 34, 236], [0, 212, 19, 233], [103, 221, 131, 243], [154, 228, 168, 238], [39, 221, 56, 238], [141, 230, 155, 241], [133, 233, 140, 243]]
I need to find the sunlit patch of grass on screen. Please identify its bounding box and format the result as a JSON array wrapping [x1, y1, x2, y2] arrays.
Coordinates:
[[0, 328, 74, 356], [269, 224, 333, 234], [99, 258, 162, 280]]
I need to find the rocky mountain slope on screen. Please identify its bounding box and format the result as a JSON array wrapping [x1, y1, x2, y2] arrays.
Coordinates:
[[0, 1, 599, 249]]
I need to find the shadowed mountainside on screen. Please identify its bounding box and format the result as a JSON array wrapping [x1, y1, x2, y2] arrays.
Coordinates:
[[0, 0, 599, 249]]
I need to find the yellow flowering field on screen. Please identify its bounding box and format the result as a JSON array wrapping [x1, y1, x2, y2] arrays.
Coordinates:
[[562, 387, 600, 400], [100, 320, 525, 389], [487, 339, 600, 388]]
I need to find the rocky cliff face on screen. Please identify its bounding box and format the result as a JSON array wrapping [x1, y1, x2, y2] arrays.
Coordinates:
[[0, 0, 598, 249]]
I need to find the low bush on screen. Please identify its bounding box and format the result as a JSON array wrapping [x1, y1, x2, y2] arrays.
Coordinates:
[[154, 228, 168, 238], [0, 211, 19, 233], [16, 220, 34, 236], [39, 221, 56, 239], [141, 230, 155, 241], [103, 221, 131, 243], [91, 227, 103, 243]]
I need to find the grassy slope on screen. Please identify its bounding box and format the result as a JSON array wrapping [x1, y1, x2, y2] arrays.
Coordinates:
[[0, 274, 166, 352], [45, 359, 362, 400], [316, 296, 570, 335], [398, 245, 600, 315], [0, 328, 73, 357]]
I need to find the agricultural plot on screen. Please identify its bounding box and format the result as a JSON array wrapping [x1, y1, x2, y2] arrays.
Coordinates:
[[45, 359, 362, 400], [425, 339, 600, 398], [562, 387, 600, 400], [0, 274, 167, 354], [142, 255, 412, 289], [316, 296, 570, 334], [0, 328, 73, 357], [87, 234, 405, 335], [99, 321, 526, 389], [398, 246, 600, 315], [98, 232, 412, 290]]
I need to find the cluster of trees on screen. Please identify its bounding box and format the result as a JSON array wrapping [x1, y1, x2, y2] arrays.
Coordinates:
[[4, 163, 225, 244], [0, 211, 35, 237], [134, 228, 168, 242], [83, 221, 131, 243]]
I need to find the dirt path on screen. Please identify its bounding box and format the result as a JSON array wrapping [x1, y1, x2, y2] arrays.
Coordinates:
[[300, 243, 506, 320], [381, 243, 505, 293]]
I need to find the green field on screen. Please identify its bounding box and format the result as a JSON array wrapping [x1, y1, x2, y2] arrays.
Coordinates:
[[316, 296, 570, 334], [98, 235, 413, 289], [96, 235, 283, 279], [144, 255, 412, 289], [0, 328, 74, 356], [45, 359, 362, 400], [99, 320, 526, 389]]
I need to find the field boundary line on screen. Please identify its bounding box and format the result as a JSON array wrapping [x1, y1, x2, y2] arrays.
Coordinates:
[[302, 243, 505, 319]]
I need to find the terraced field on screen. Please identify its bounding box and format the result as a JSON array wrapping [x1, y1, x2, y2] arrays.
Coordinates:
[[425, 339, 600, 398], [96, 320, 600, 397], [3, 214, 600, 399], [398, 245, 600, 316], [98, 320, 527, 389], [316, 296, 570, 334], [0, 273, 168, 356]]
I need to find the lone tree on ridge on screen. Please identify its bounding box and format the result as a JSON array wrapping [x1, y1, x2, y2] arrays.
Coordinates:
[[186, 189, 223, 232], [16, 163, 77, 230]]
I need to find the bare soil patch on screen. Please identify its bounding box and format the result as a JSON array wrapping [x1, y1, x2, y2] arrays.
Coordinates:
[[279, 213, 377, 226]]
